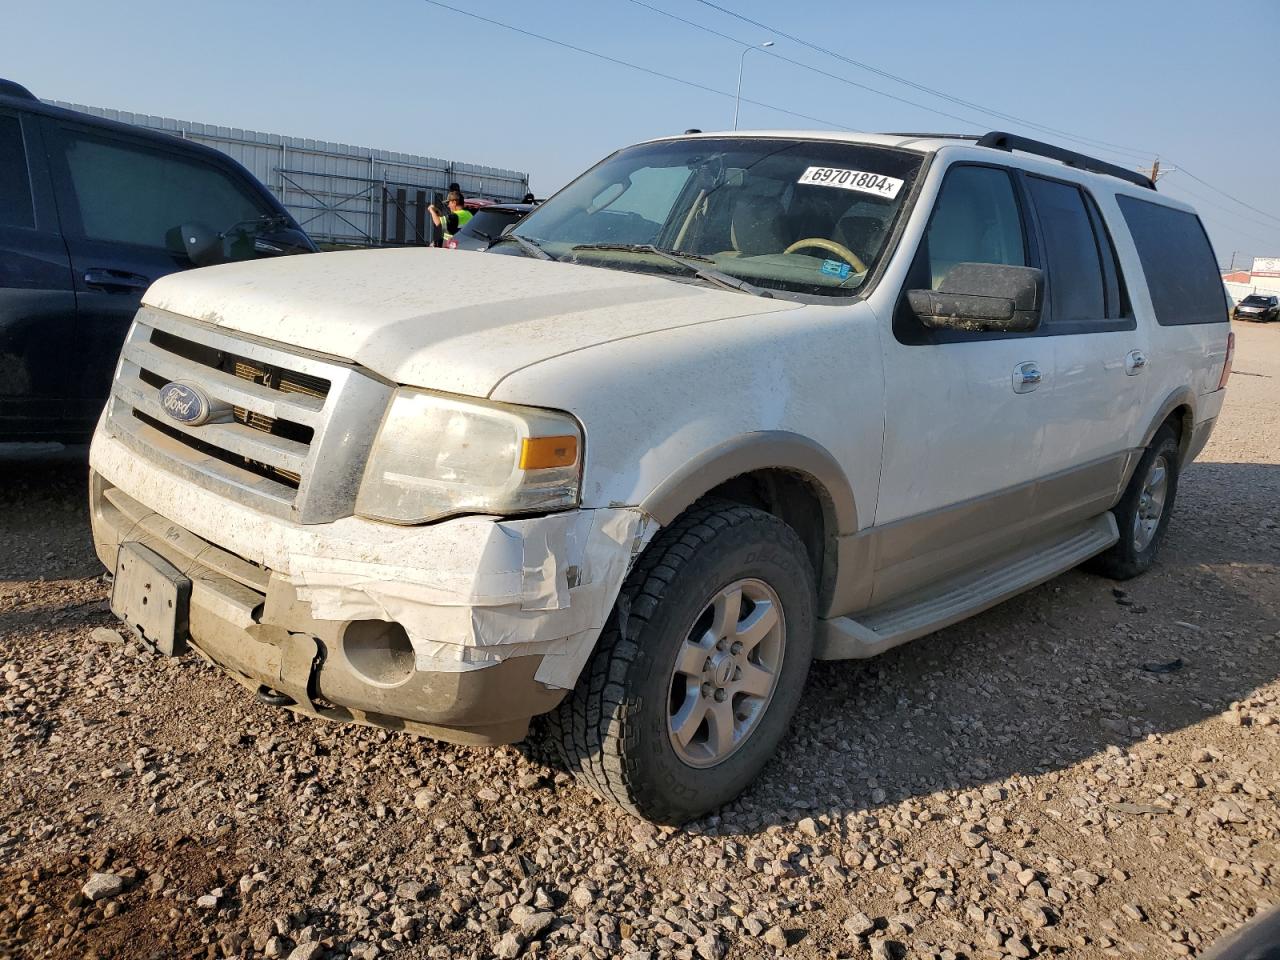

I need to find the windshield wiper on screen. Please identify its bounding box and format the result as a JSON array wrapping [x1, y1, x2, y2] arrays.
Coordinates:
[[569, 243, 771, 298], [488, 233, 554, 260]]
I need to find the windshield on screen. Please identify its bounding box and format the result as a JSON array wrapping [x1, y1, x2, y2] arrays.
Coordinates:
[[1242, 296, 1271, 305], [457, 208, 524, 241], [508, 137, 923, 298]]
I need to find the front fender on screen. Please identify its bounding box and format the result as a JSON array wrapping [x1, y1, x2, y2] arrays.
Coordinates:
[[639, 430, 858, 534]]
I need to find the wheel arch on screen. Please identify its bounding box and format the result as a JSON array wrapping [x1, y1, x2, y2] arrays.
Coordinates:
[[1139, 387, 1196, 465], [638, 431, 858, 609]]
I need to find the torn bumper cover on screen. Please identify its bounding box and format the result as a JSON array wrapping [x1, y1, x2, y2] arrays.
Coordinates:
[[88, 432, 654, 744]]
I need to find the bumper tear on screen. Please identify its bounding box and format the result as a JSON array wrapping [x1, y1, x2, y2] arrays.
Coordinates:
[[290, 508, 654, 689]]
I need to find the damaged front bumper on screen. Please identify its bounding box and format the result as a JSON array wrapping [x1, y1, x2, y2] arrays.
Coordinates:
[[88, 431, 654, 745]]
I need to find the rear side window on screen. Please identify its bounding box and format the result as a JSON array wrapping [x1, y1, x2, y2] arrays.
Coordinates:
[[1115, 195, 1226, 325], [0, 115, 35, 228], [1026, 176, 1129, 328], [49, 127, 272, 251], [1027, 177, 1104, 324]]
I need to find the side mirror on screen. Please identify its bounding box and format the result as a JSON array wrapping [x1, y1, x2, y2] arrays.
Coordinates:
[[908, 263, 1043, 333], [175, 222, 222, 267]]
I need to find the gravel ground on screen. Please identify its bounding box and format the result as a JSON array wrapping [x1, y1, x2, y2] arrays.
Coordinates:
[[2, 325, 1277, 960]]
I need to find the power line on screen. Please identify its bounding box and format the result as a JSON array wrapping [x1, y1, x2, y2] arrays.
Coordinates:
[[625, 0, 985, 129], [1186, 205, 1280, 255], [418, 0, 859, 132], [685, 0, 1278, 244], [1173, 167, 1280, 226], [425, 0, 1275, 251], [689, 0, 1156, 163], [1159, 176, 1280, 236]]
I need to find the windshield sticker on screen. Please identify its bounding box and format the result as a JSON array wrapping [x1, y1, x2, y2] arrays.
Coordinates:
[[797, 166, 903, 199], [821, 259, 852, 280]]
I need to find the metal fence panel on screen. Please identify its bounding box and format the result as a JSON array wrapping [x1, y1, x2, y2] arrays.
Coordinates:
[[1226, 279, 1280, 302], [49, 101, 530, 246]]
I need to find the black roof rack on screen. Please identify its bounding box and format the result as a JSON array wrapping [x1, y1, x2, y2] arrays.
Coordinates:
[[0, 79, 37, 101], [976, 131, 1154, 190], [884, 132, 979, 140]]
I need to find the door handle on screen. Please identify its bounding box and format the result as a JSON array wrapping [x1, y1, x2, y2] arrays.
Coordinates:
[[1013, 361, 1043, 394], [84, 268, 150, 292], [1125, 349, 1147, 376]]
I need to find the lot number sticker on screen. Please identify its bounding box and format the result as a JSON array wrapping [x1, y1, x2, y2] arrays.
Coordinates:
[[797, 166, 903, 199]]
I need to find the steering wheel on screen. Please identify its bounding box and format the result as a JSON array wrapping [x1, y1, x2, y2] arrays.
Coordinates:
[[782, 237, 867, 274]]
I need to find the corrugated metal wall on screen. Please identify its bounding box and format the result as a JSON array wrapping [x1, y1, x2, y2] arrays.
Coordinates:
[[50, 101, 530, 247]]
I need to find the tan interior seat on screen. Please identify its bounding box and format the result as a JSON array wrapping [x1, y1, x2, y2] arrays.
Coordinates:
[[832, 215, 886, 262], [727, 198, 788, 257]]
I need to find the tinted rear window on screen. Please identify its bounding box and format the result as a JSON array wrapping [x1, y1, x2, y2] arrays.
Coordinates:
[[1027, 177, 1105, 324], [458, 208, 523, 240], [0, 115, 35, 228], [1115, 195, 1226, 325]]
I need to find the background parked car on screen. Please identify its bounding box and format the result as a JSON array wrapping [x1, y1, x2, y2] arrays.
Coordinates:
[[1234, 293, 1279, 322], [0, 79, 315, 443], [446, 201, 535, 250]]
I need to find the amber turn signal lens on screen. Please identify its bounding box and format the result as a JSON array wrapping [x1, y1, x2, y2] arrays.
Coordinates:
[[519, 435, 579, 470]]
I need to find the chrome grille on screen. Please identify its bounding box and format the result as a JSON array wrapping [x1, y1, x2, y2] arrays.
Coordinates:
[[105, 307, 393, 523]]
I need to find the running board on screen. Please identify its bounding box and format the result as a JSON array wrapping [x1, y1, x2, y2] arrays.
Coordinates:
[[816, 512, 1118, 660]]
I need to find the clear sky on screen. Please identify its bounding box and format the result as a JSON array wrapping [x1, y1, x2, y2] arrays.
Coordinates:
[[4, 0, 1277, 266]]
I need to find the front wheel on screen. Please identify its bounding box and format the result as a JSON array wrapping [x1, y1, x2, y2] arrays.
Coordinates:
[[1087, 424, 1181, 579], [548, 501, 815, 823]]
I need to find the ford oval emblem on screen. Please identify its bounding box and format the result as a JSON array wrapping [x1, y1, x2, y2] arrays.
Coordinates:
[[158, 381, 211, 426]]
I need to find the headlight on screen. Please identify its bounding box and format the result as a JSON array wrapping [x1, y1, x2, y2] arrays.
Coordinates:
[[355, 389, 582, 524]]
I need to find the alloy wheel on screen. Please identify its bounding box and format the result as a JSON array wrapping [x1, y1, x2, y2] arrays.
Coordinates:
[[1133, 454, 1170, 551], [667, 578, 786, 768]]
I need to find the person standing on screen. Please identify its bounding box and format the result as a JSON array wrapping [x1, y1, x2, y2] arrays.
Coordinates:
[[429, 190, 473, 246]]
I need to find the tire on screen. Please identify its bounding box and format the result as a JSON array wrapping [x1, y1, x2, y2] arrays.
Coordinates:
[[547, 500, 815, 824], [1087, 424, 1181, 580]]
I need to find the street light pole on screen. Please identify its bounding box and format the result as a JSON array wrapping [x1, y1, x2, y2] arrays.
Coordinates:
[[733, 40, 774, 130]]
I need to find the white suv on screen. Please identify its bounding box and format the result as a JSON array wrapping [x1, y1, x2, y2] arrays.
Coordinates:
[[89, 130, 1234, 823]]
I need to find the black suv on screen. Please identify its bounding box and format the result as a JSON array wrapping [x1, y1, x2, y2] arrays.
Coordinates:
[[1234, 293, 1279, 323], [0, 79, 315, 443]]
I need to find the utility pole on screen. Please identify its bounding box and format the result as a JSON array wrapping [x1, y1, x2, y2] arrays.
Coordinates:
[[1139, 158, 1176, 183]]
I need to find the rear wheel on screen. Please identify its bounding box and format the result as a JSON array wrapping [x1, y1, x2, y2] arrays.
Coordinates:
[[1087, 424, 1181, 580], [548, 501, 815, 823]]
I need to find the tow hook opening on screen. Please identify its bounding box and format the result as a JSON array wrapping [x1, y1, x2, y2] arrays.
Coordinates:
[[256, 685, 296, 707], [342, 620, 415, 686]]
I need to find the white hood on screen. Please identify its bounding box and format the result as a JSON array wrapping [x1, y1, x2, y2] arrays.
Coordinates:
[[143, 248, 799, 397]]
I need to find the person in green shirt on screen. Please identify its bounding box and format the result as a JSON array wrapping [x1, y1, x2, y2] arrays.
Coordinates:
[[430, 190, 473, 245]]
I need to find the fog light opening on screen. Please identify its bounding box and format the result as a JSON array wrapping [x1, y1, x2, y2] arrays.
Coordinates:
[[342, 620, 415, 686]]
